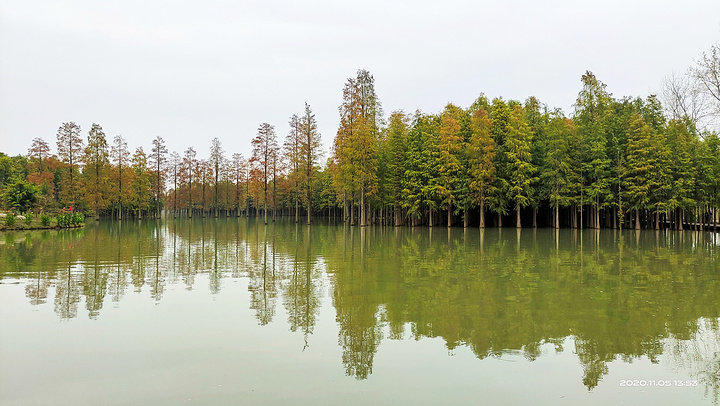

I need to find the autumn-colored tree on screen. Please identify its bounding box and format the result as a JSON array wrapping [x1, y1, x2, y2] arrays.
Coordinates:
[[27, 137, 54, 202], [251, 123, 278, 224], [209, 137, 224, 217], [183, 147, 197, 217], [82, 123, 111, 216], [468, 106, 496, 228], [333, 70, 381, 226], [110, 135, 131, 219], [231, 153, 247, 216], [168, 151, 181, 217], [56, 122, 84, 209], [149, 136, 168, 217], [130, 147, 151, 217]]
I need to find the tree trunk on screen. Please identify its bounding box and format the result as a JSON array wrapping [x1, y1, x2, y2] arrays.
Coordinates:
[[463, 208, 468, 228], [350, 200, 355, 226], [498, 211, 502, 228], [678, 208, 683, 231], [447, 205, 452, 228], [635, 209, 640, 230], [479, 201, 485, 229], [360, 186, 366, 227], [533, 208, 537, 228], [516, 204, 521, 228]]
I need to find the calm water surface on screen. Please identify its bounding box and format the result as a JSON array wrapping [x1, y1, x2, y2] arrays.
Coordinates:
[[1, 219, 719, 405]]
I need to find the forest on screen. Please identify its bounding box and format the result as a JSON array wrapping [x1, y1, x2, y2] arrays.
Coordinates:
[[1, 43, 720, 230]]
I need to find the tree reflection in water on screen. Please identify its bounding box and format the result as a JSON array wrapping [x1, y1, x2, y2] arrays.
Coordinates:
[[1, 219, 719, 394]]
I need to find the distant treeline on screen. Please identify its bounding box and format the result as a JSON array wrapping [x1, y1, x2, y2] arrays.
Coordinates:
[[2, 44, 720, 230]]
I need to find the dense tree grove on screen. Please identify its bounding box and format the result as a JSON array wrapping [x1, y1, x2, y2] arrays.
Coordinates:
[[2, 49, 720, 229]]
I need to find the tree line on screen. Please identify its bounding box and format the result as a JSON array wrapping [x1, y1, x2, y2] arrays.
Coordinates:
[[2, 43, 719, 229]]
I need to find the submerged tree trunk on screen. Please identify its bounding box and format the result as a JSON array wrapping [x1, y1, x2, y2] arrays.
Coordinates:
[[479, 201, 485, 229], [516, 205, 521, 228], [554, 202, 559, 229], [635, 209, 640, 230], [360, 186, 366, 227]]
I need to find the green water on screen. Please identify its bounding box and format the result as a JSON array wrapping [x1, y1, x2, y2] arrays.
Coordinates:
[[1, 218, 719, 405]]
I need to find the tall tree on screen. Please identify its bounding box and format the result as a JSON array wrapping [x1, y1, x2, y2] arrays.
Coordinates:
[[505, 104, 537, 228], [209, 137, 224, 217], [231, 153, 247, 216], [385, 111, 409, 226], [299, 102, 322, 225], [27, 137, 54, 199], [130, 147, 151, 217], [284, 114, 302, 222], [468, 106, 496, 228], [334, 69, 381, 226], [56, 122, 84, 210], [662, 70, 710, 129], [110, 135, 130, 219], [693, 43, 720, 118], [540, 111, 575, 228], [149, 136, 168, 217], [490, 98, 511, 226], [574, 71, 612, 228], [82, 123, 111, 216], [183, 147, 197, 217], [169, 151, 181, 218], [252, 122, 278, 224], [437, 103, 466, 226]]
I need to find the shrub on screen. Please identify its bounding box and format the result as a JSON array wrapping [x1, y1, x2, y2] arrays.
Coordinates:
[[24, 213, 33, 225], [56, 213, 84, 228], [40, 214, 51, 227], [56, 214, 70, 228], [5, 214, 16, 227], [72, 213, 84, 226]]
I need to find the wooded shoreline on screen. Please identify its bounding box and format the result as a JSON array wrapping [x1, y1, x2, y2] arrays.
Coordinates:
[[2, 44, 720, 230]]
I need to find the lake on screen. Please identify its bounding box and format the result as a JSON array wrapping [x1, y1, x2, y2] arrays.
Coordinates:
[[1, 218, 719, 405]]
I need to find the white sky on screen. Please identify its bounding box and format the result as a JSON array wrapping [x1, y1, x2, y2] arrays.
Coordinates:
[[1, 0, 719, 161]]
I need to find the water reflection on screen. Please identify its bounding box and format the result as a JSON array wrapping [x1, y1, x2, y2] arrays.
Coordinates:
[[1, 220, 719, 396]]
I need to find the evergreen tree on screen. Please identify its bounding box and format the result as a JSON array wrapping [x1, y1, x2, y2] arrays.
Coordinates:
[[574, 71, 612, 229], [505, 104, 537, 228]]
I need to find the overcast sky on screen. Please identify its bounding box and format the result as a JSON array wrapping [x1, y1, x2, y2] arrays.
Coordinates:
[[1, 0, 719, 161]]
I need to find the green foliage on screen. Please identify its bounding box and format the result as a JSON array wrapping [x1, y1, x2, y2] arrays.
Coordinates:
[[56, 213, 70, 227], [24, 212, 33, 225], [40, 214, 51, 227], [4, 213, 16, 227], [3, 178, 38, 213], [56, 212, 82, 228]]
